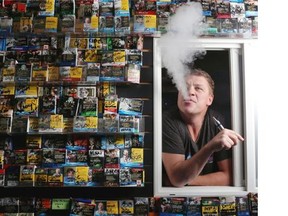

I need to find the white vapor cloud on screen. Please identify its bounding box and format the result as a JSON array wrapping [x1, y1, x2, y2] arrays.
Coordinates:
[[159, 2, 207, 99]]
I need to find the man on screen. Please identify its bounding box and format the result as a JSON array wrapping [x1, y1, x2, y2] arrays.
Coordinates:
[[120, 149, 131, 163], [94, 202, 107, 216], [162, 69, 244, 187], [64, 167, 76, 185]]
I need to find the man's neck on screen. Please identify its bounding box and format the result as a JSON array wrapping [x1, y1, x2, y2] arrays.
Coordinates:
[[180, 111, 207, 142]]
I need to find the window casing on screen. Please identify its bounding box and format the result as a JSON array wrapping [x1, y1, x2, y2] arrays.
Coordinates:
[[153, 38, 258, 197]]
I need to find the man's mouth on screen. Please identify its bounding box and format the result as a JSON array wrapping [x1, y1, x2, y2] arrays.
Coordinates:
[[184, 99, 196, 103]]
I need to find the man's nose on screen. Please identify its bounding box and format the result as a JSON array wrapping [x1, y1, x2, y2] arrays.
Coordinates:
[[188, 86, 195, 95]]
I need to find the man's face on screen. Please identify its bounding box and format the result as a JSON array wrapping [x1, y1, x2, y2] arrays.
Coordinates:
[[123, 150, 128, 157], [177, 74, 213, 116], [137, 17, 143, 23]]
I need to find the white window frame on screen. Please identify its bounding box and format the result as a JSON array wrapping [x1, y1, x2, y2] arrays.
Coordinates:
[[153, 38, 258, 197]]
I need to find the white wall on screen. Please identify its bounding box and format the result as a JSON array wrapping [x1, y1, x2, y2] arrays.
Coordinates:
[[257, 1, 288, 214]]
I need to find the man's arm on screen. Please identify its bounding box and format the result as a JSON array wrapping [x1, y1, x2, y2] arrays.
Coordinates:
[[162, 129, 243, 187], [162, 142, 215, 187], [187, 158, 233, 186]]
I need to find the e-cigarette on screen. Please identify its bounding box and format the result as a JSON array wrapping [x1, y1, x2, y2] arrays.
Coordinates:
[[213, 116, 224, 131]]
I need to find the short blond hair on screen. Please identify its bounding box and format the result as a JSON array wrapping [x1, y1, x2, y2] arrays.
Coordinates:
[[188, 68, 215, 95]]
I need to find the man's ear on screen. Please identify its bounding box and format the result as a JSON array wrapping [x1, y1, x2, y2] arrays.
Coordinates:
[[207, 95, 214, 106]]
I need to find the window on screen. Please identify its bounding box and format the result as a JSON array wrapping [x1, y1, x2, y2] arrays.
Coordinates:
[[153, 38, 258, 196]]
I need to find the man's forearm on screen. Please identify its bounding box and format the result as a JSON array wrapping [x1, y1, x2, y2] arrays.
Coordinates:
[[167, 144, 216, 186], [187, 171, 232, 186]]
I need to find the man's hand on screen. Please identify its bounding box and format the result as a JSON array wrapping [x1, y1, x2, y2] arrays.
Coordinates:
[[209, 129, 244, 152]]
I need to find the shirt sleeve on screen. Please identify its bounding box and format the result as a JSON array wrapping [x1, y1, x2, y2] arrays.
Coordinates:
[[162, 111, 185, 155]]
